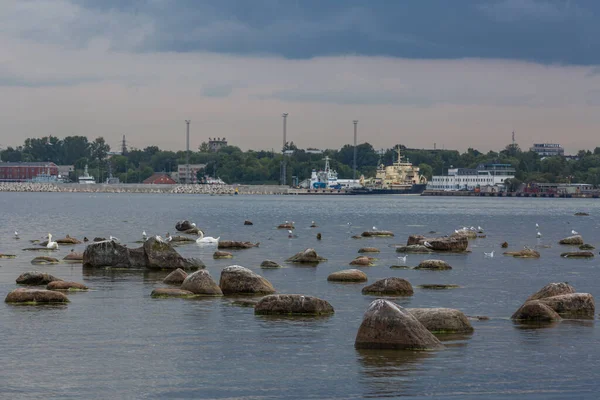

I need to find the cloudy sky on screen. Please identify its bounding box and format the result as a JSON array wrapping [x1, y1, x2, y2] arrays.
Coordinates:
[[2, 0, 600, 153]]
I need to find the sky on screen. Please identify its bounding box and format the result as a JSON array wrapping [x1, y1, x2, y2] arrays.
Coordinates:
[[1, 0, 600, 154]]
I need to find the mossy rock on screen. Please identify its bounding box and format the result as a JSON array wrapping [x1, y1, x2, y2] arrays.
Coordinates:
[[417, 284, 460, 290]]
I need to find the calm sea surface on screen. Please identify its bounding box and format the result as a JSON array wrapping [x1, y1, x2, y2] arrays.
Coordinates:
[[0, 193, 599, 399]]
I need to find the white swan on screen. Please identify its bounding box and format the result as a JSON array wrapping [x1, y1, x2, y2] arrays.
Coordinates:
[[46, 233, 58, 249], [196, 230, 219, 244]]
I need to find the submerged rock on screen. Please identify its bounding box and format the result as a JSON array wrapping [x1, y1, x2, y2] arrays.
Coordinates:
[[0, 253, 16, 259], [47, 281, 88, 291], [579, 244, 596, 250], [180, 270, 222, 296], [30, 256, 60, 265], [170, 236, 196, 243], [232, 300, 258, 307], [55, 235, 82, 245], [151, 288, 197, 298], [418, 284, 460, 290], [406, 308, 474, 333], [327, 269, 368, 282], [561, 251, 594, 258], [286, 248, 327, 264], [414, 259, 452, 270], [277, 223, 294, 230], [254, 294, 334, 315], [511, 300, 562, 322], [218, 241, 259, 249], [16, 271, 62, 286], [395, 245, 432, 254], [213, 251, 233, 259], [354, 299, 444, 350], [503, 248, 540, 258], [5, 288, 69, 304], [574, 212, 590, 216], [361, 277, 414, 296], [163, 268, 188, 285], [501, 242, 509, 248], [244, 220, 253, 226], [350, 256, 373, 266], [219, 266, 275, 295], [260, 260, 281, 269], [559, 235, 584, 245], [358, 247, 380, 253], [63, 252, 83, 262], [361, 231, 394, 237]]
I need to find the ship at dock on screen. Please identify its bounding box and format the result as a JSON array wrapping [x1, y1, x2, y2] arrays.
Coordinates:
[[349, 146, 427, 195]]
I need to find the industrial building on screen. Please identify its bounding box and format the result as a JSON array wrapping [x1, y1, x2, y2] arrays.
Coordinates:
[[0, 162, 58, 182]]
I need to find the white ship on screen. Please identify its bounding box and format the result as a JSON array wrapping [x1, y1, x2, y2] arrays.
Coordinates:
[[78, 165, 96, 184]]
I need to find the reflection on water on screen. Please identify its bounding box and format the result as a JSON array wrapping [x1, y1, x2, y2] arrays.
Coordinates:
[[356, 348, 434, 398]]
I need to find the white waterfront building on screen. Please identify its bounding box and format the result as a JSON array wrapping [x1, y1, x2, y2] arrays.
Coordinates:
[[427, 163, 516, 191]]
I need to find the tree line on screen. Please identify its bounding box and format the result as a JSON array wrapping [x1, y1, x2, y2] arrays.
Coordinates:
[[1, 136, 600, 186]]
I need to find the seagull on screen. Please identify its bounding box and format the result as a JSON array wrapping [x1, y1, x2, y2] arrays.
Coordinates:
[[484, 250, 494, 258], [536, 231, 542, 238], [142, 231, 147, 241], [288, 230, 294, 238], [571, 229, 578, 235], [423, 241, 433, 248], [165, 232, 172, 242], [454, 229, 460, 234], [535, 223, 539, 228], [397, 255, 407, 264], [372, 226, 377, 231], [191, 223, 197, 228], [477, 226, 483, 232], [14, 231, 19, 239], [109, 235, 120, 243]]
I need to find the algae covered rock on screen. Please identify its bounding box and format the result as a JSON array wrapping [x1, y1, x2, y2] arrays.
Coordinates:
[[31, 256, 60, 265], [559, 235, 584, 245], [163, 268, 188, 285], [213, 251, 233, 259], [561, 251, 594, 258], [503, 248, 540, 258], [151, 288, 197, 298], [16, 271, 62, 286], [286, 248, 327, 264], [407, 308, 474, 333], [260, 260, 281, 269], [350, 256, 373, 266], [358, 247, 380, 253], [47, 281, 88, 291], [414, 259, 452, 270]]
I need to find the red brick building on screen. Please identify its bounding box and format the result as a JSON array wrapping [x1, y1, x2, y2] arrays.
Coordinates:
[[143, 173, 177, 184], [0, 162, 58, 182]]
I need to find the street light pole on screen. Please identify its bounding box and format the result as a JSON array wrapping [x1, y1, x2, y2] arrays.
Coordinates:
[[185, 120, 190, 184], [281, 113, 288, 186], [353, 120, 358, 181]]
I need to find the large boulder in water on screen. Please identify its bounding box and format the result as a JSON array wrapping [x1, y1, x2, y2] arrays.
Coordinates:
[[559, 235, 584, 245], [327, 269, 368, 282], [175, 220, 194, 232], [539, 293, 595, 318], [407, 235, 468, 253], [450, 229, 478, 239], [83, 240, 143, 268], [350, 256, 373, 266], [526, 282, 576, 301], [511, 300, 562, 322], [406, 308, 474, 333], [362, 277, 413, 296], [286, 248, 327, 264], [219, 266, 275, 295], [5, 288, 69, 304], [414, 259, 452, 270], [163, 268, 188, 285], [180, 270, 223, 296], [47, 281, 88, 291], [16, 271, 62, 286], [254, 294, 334, 315], [355, 299, 444, 350], [143, 237, 204, 270]]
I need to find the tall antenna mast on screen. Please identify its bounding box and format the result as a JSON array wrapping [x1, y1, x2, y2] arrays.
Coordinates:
[[512, 130, 515, 146], [185, 120, 191, 184]]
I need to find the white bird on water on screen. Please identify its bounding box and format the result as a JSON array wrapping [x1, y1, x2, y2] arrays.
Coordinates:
[[397, 255, 407, 264], [535, 223, 539, 229], [571, 229, 579, 235], [196, 230, 219, 244], [484, 250, 494, 258], [14, 231, 19, 239], [372, 226, 377, 231], [46, 233, 58, 249], [537, 231, 542, 238], [288, 230, 295, 238]]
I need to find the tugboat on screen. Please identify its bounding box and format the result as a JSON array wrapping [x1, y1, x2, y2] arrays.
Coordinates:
[[349, 147, 427, 195], [309, 156, 341, 189]]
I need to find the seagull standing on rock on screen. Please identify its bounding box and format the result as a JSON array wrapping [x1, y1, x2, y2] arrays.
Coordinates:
[[571, 229, 578, 235]]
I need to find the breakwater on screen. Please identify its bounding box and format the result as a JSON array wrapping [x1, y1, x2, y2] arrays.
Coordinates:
[[422, 190, 600, 198], [0, 182, 289, 195]]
